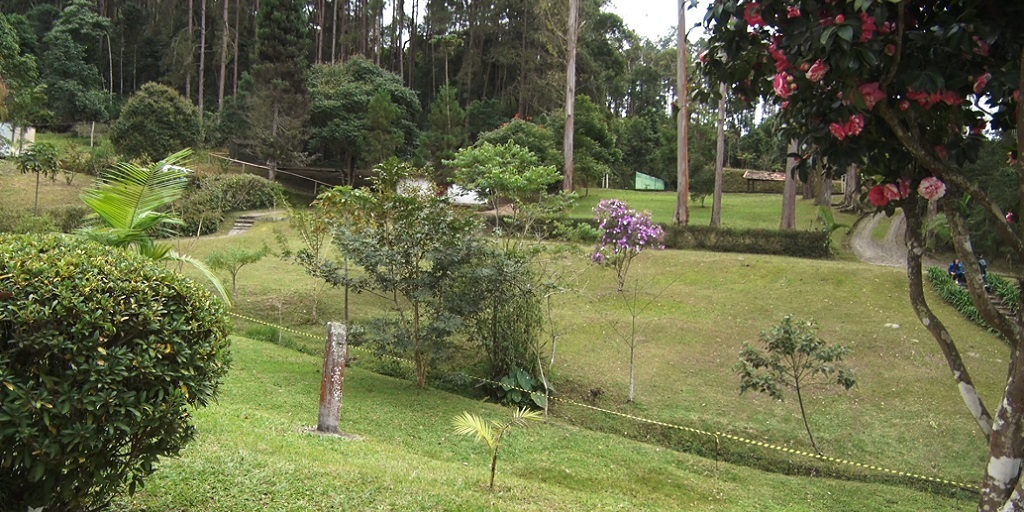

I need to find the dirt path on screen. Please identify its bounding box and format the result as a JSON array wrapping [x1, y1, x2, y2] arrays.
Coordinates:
[[849, 211, 942, 268]]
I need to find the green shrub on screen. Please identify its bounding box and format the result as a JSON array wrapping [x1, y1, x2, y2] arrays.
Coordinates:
[[926, 266, 997, 334], [169, 174, 283, 236], [0, 234, 230, 511], [662, 224, 832, 258], [0, 208, 56, 234], [45, 205, 92, 233], [109, 82, 202, 161]]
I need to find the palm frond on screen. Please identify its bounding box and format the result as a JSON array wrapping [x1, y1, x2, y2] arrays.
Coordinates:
[[452, 411, 496, 447], [169, 251, 232, 306], [81, 149, 193, 234], [509, 407, 544, 427]]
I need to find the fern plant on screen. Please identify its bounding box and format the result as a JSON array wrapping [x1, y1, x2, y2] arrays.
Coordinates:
[[452, 407, 543, 489]]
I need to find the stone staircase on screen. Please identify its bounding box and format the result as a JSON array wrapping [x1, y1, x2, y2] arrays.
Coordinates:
[[227, 214, 258, 236]]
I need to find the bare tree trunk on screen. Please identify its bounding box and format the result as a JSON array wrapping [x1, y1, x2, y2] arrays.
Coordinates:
[[711, 82, 726, 228], [407, 0, 416, 85], [186, 0, 193, 100], [218, 0, 228, 111], [316, 0, 325, 63], [673, 0, 690, 226], [317, 322, 348, 434], [331, 0, 339, 63], [780, 139, 798, 230], [233, 0, 240, 95], [198, 0, 207, 116], [562, 0, 578, 192]]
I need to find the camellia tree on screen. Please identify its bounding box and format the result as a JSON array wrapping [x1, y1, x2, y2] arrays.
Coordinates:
[[702, 2, 1024, 509]]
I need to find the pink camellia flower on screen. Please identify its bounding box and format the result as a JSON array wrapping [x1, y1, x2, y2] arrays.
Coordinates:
[[898, 179, 911, 199], [935, 145, 948, 161], [882, 183, 902, 202], [918, 176, 947, 201], [974, 36, 991, 56], [773, 72, 794, 98], [880, 21, 894, 34], [942, 90, 961, 106], [899, 99, 910, 111], [884, 44, 897, 56], [770, 46, 791, 72], [858, 82, 885, 110], [974, 73, 991, 95], [835, 14, 845, 24], [844, 114, 865, 136], [744, 2, 765, 27], [806, 59, 829, 82], [859, 12, 876, 42], [829, 122, 847, 140], [788, 6, 801, 18], [868, 185, 889, 207]]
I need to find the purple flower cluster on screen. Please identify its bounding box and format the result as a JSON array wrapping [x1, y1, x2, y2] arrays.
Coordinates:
[[592, 199, 665, 258], [591, 199, 665, 290]]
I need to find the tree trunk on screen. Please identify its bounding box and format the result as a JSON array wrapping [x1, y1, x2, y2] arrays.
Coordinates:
[[562, 0, 578, 192], [794, 378, 821, 455], [780, 139, 798, 229], [711, 82, 726, 228], [186, 0, 193, 100], [233, 0, 240, 95], [903, 202, 994, 438], [316, 322, 348, 434], [198, 0, 206, 116], [218, 0, 229, 111], [331, 0, 339, 63], [673, 0, 689, 226]]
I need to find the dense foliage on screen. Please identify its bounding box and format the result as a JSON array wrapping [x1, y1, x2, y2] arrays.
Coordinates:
[[0, 234, 230, 511], [109, 82, 201, 161]]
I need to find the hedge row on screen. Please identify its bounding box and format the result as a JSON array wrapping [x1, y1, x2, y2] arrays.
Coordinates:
[[925, 267, 1020, 340], [172, 174, 284, 236], [492, 216, 833, 259]]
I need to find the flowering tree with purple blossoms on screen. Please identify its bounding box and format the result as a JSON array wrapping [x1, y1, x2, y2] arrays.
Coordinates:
[[592, 199, 666, 403], [703, 1, 1024, 508], [591, 199, 665, 293]]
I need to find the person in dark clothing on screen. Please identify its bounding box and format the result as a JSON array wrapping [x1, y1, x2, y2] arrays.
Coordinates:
[[948, 258, 966, 284], [978, 254, 989, 288]]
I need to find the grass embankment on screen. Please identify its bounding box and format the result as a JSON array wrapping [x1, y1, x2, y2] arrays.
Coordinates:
[[1, 167, 994, 507], [178, 217, 1003, 493], [0, 159, 90, 212], [111, 336, 973, 511]]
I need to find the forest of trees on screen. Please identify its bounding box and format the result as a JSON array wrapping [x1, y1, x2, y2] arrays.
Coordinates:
[[0, 0, 787, 189]]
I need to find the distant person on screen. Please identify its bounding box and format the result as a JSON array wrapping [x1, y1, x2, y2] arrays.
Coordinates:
[[978, 254, 989, 287], [948, 258, 966, 284]]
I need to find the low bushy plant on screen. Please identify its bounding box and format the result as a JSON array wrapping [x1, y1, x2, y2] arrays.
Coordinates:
[[0, 234, 230, 511], [170, 174, 283, 236]]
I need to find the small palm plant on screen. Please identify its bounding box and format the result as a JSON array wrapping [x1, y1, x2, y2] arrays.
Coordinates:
[[452, 407, 543, 489], [79, 148, 229, 303]]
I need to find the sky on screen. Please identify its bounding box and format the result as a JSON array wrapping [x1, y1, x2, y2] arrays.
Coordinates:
[[606, 0, 712, 43]]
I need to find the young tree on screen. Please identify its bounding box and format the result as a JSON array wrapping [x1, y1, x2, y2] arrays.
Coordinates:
[[446, 141, 561, 244], [704, 2, 1024, 508], [15, 142, 59, 216], [418, 85, 468, 177], [736, 315, 856, 455], [452, 407, 543, 489], [562, 0, 579, 192], [319, 160, 482, 388], [363, 90, 404, 167], [591, 199, 665, 403], [206, 244, 270, 297]]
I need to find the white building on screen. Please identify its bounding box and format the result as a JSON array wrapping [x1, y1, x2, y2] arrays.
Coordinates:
[[0, 123, 36, 157]]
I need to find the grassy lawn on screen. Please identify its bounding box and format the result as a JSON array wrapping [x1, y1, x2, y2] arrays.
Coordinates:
[[171, 217, 1003, 492], [0, 167, 996, 508], [111, 336, 974, 511], [570, 189, 828, 231], [0, 159, 91, 213]]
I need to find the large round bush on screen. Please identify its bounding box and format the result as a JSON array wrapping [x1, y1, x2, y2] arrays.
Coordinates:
[[109, 82, 202, 161], [0, 234, 230, 511]]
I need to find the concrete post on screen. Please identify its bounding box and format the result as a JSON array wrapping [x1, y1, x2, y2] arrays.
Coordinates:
[[317, 322, 347, 434]]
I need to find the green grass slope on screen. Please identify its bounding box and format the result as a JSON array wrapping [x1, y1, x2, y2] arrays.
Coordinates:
[[179, 217, 1003, 490], [112, 337, 973, 511]]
